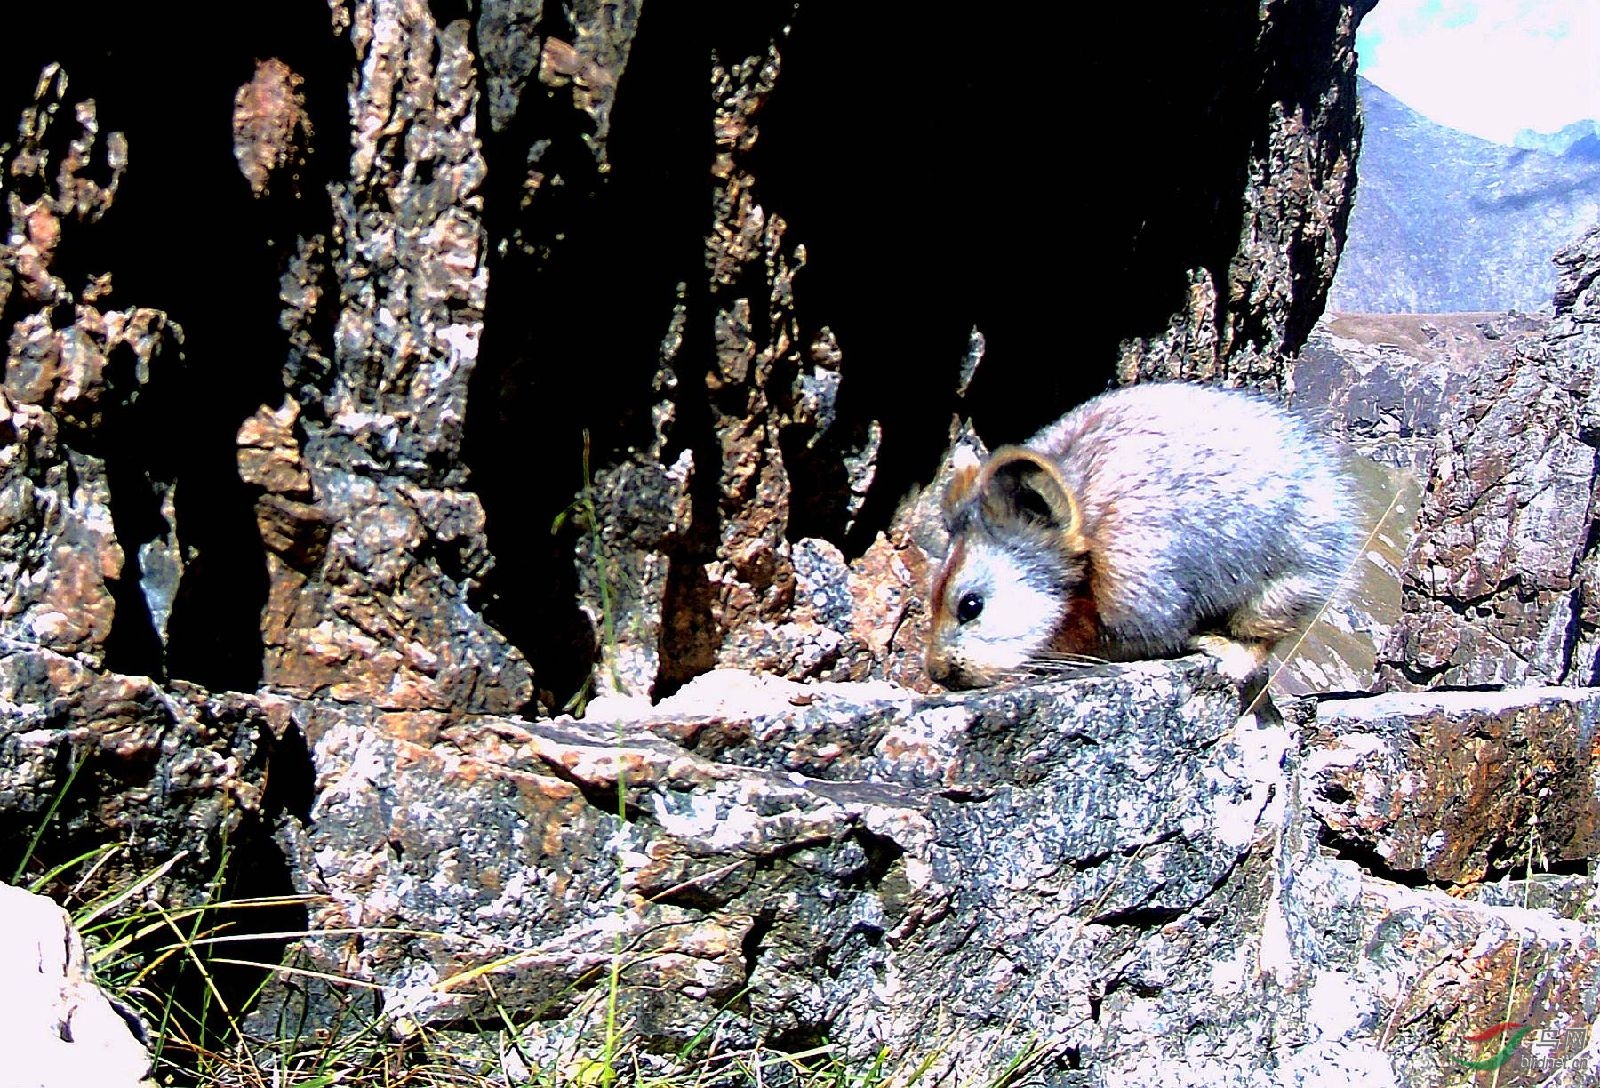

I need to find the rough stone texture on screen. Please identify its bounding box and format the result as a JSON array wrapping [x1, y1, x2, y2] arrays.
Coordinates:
[[575, 28, 866, 699], [485, 0, 1382, 702], [0, 642, 293, 907], [1379, 226, 1600, 689], [232, 662, 1600, 1085], [257, 0, 534, 714], [1294, 690, 1600, 1088], [0, 66, 177, 665], [1307, 688, 1600, 882], [0, 882, 155, 1088], [232, 58, 312, 198], [259, 659, 1261, 1081], [8, 4, 1585, 1086], [1293, 312, 1547, 478], [574, 418, 695, 696], [1117, 1, 1374, 391]]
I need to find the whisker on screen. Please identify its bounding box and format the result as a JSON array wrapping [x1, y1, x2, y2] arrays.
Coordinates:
[[1006, 652, 1105, 681], [1030, 650, 1106, 665]]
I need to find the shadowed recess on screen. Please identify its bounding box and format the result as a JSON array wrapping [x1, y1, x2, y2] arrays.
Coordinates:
[[465, 0, 1362, 706], [467, 2, 720, 706], [4, 1, 350, 691], [749, 3, 1267, 551]]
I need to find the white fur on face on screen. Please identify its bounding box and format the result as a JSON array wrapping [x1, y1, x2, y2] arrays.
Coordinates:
[[942, 538, 1064, 671]]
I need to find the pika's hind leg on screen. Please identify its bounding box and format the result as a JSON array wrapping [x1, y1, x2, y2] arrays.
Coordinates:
[[1187, 634, 1273, 681], [1194, 573, 1331, 680]]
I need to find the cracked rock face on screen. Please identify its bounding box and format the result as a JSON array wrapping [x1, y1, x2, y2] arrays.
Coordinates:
[[1378, 226, 1600, 689], [262, 659, 1259, 1079], [242, 663, 1600, 1086], [0, 67, 173, 666], [0, 644, 297, 912], [1306, 687, 1600, 883]]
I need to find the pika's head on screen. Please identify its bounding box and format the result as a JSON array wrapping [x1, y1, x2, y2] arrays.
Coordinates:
[[925, 446, 1089, 688]]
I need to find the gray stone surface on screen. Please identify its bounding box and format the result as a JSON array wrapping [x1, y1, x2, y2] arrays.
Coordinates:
[[0, 643, 289, 908], [6, 4, 1597, 1086], [0, 66, 175, 667]]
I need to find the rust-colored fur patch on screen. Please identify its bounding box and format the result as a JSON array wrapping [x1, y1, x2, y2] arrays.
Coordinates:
[[1049, 585, 1103, 656]]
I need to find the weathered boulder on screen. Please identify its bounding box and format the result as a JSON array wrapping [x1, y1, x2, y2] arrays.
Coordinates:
[[0, 66, 178, 668], [1293, 311, 1547, 478], [0, 881, 154, 1088], [262, 658, 1257, 1079], [0, 643, 298, 915], [1306, 687, 1600, 883]]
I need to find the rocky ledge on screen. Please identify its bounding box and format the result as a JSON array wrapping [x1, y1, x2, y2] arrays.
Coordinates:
[[8, 642, 1598, 1085]]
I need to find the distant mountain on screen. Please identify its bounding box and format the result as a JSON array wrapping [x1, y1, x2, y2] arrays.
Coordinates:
[[1514, 119, 1600, 158], [1328, 78, 1600, 313]]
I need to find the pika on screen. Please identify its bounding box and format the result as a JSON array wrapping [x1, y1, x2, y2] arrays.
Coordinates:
[[925, 381, 1355, 688]]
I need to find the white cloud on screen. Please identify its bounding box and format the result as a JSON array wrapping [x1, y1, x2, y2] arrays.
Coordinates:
[[1358, 0, 1600, 142]]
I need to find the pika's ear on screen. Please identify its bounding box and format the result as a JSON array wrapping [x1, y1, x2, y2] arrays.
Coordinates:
[[941, 445, 983, 524], [980, 448, 1085, 546]]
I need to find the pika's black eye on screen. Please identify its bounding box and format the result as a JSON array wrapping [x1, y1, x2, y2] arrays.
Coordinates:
[[956, 592, 984, 624]]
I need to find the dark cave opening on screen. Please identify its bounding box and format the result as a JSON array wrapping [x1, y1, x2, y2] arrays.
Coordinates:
[[749, 3, 1269, 551]]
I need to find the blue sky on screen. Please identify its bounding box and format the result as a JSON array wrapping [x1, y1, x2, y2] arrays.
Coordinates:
[[1358, 0, 1600, 142]]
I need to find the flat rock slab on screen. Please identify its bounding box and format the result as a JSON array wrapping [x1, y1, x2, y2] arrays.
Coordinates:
[[269, 658, 1255, 1079]]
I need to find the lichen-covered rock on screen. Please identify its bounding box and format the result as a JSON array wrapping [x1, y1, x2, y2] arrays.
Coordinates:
[[257, 0, 534, 714], [1306, 687, 1600, 882], [1289, 689, 1600, 1088], [0, 66, 178, 666], [0, 645, 291, 905], [261, 658, 1256, 1079]]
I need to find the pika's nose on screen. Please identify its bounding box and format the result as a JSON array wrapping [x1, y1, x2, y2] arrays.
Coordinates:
[[925, 647, 953, 685]]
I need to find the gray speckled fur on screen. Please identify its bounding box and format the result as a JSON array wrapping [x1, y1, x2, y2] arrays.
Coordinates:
[[928, 382, 1359, 687], [1025, 382, 1355, 656]]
